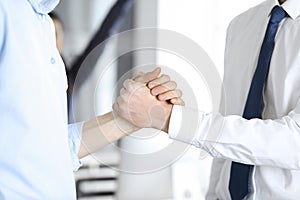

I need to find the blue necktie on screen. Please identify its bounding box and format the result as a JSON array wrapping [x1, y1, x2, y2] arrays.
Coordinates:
[[229, 6, 287, 200]]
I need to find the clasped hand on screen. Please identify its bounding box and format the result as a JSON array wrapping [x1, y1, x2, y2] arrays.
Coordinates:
[[113, 67, 184, 133]]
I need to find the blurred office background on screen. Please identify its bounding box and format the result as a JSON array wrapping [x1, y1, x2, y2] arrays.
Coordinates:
[[53, 0, 264, 199]]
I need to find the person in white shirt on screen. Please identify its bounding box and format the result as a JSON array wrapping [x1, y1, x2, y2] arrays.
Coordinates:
[[0, 0, 183, 199], [114, 0, 300, 199]]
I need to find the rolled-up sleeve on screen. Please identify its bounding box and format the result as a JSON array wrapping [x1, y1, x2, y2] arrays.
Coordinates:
[[68, 122, 84, 171]]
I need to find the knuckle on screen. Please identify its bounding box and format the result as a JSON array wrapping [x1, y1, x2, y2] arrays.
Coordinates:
[[157, 85, 165, 92], [172, 81, 177, 88], [120, 95, 126, 103], [180, 99, 185, 106], [113, 103, 121, 114], [168, 91, 176, 98], [167, 81, 176, 89], [120, 88, 125, 95], [177, 89, 182, 96], [155, 86, 167, 95], [117, 96, 122, 104], [163, 91, 174, 99], [127, 81, 135, 91], [112, 103, 117, 111], [135, 71, 144, 77], [162, 74, 170, 81], [123, 79, 129, 88], [122, 93, 130, 102], [133, 76, 142, 82]]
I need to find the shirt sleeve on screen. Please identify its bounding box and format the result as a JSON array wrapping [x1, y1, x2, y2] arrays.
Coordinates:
[[0, 3, 6, 53], [68, 122, 84, 171], [169, 102, 300, 170], [205, 158, 226, 200]]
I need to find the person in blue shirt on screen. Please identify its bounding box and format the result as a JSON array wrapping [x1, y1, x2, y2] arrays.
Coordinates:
[[0, 0, 183, 199]]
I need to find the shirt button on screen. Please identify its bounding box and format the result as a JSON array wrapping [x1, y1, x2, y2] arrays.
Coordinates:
[[50, 57, 56, 64]]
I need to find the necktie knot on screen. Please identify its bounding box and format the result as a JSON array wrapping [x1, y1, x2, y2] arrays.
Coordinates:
[[270, 5, 287, 24]]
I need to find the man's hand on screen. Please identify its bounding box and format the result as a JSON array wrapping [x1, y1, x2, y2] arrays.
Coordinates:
[[113, 80, 172, 132], [80, 68, 184, 157], [133, 67, 185, 106], [147, 74, 185, 106], [113, 67, 184, 133]]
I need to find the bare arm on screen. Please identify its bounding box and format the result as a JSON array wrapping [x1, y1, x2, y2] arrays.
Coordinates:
[[78, 112, 136, 158]]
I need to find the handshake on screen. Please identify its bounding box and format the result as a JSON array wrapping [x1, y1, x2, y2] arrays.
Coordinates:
[[80, 67, 185, 158], [113, 67, 184, 134]]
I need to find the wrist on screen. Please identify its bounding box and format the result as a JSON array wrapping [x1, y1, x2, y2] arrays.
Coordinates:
[[162, 104, 172, 133], [113, 114, 140, 135], [152, 103, 173, 133]]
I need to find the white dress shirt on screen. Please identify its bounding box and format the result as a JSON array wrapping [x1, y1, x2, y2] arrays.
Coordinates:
[[169, 0, 300, 199], [0, 0, 83, 199]]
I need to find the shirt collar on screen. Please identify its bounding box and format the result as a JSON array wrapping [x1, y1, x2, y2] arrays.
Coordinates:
[[268, 0, 300, 20], [27, 0, 60, 15]]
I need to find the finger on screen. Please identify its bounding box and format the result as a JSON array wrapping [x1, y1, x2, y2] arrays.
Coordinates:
[[112, 102, 121, 116], [134, 67, 161, 83], [120, 88, 126, 96], [123, 79, 135, 91], [113, 102, 129, 119], [157, 89, 182, 101], [112, 103, 119, 113], [170, 98, 185, 106], [151, 81, 177, 96], [132, 71, 145, 80], [120, 91, 130, 103], [148, 74, 171, 89], [123, 79, 144, 92], [117, 96, 124, 106]]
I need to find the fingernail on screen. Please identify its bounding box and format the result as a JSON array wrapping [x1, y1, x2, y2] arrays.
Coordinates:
[[160, 95, 165, 100], [148, 83, 155, 88], [152, 89, 158, 95]]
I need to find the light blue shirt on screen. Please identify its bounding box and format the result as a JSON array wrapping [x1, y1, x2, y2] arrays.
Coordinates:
[[0, 0, 83, 199]]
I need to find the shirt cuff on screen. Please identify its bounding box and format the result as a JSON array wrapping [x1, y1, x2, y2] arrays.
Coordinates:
[[168, 105, 206, 147], [169, 105, 183, 139], [68, 122, 84, 171], [168, 106, 226, 157]]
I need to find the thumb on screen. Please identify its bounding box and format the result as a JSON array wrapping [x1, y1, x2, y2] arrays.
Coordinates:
[[134, 67, 161, 83]]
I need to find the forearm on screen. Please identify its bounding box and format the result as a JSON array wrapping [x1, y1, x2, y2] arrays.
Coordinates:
[[78, 111, 137, 158]]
